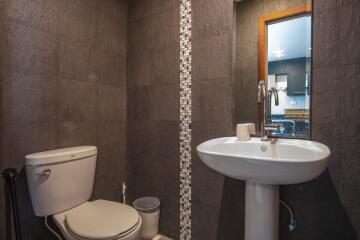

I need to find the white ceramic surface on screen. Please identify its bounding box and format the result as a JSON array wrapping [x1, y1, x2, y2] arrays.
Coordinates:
[[25, 147, 97, 216], [53, 203, 142, 240], [197, 136, 331, 240], [197, 137, 331, 184]]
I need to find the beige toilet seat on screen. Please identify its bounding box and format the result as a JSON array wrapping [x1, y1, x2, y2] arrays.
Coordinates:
[[64, 200, 141, 240]]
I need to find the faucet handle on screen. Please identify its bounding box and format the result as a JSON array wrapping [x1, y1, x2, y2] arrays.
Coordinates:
[[263, 123, 280, 131]]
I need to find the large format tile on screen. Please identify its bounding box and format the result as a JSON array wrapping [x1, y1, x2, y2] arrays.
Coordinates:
[[192, 34, 232, 81], [58, 120, 97, 148], [192, 161, 224, 208], [1, 21, 59, 75], [97, 85, 127, 121], [192, 203, 220, 240], [151, 45, 180, 85], [59, 37, 99, 82], [57, 0, 97, 41], [340, 6, 360, 64], [192, 0, 233, 40], [192, 80, 232, 122], [2, 72, 58, 124], [313, 9, 340, 67], [128, 87, 151, 121], [342, 64, 360, 137], [2, 0, 60, 33], [151, 8, 180, 50], [59, 79, 98, 121], [149, 84, 179, 121]]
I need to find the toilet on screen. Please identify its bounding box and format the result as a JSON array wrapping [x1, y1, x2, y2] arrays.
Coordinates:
[[25, 146, 142, 240]]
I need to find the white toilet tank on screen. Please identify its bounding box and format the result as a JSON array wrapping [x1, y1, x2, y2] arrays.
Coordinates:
[[25, 146, 97, 217]]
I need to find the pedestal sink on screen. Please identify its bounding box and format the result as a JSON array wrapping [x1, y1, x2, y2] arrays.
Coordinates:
[[197, 137, 330, 240]]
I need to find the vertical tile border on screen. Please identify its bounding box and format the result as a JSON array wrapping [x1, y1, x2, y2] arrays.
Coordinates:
[[179, 0, 192, 239]]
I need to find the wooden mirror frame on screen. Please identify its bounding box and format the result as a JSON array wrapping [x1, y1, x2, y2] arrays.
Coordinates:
[[258, 4, 312, 133]]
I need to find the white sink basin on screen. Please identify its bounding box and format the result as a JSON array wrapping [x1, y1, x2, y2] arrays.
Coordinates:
[[197, 137, 330, 184], [197, 137, 331, 240]]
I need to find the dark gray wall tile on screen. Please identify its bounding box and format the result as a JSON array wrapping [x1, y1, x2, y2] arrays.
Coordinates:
[[149, 84, 179, 121], [0, 1, 128, 239], [192, 161, 224, 208], [151, 0, 179, 15], [57, 0, 98, 40], [59, 38, 99, 82], [2, 0, 60, 33], [192, 0, 233, 40], [127, 49, 152, 87], [1, 20, 59, 76], [340, 6, 360, 64], [192, 203, 220, 240], [192, 80, 232, 122], [58, 120, 97, 148], [151, 45, 180, 85], [129, 0, 152, 21], [59, 79, 98, 121], [151, 8, 180, 50], [192, 34, 232, 81], [128, 87, 151, 121], [127, 1, 180, 237], [97, 85, 127, 121], [313, 8, 340, 67], [2, 72, 58, 124]]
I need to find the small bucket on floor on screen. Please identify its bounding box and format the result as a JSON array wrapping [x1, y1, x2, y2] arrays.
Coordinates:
[[133, 197, 160, 239]]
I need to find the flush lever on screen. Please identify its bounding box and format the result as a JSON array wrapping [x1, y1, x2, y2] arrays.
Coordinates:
[[36, 169, 51, 177]]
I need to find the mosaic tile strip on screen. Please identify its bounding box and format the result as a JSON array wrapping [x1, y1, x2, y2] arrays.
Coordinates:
[[179, 0, 192, 239]]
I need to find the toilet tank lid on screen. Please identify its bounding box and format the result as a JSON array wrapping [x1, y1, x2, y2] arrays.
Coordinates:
[[25, 146, 97, 166]]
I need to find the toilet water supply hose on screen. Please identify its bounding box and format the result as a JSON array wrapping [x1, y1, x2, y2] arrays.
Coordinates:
[[122, 182, 127, 204], [280, 200, 299, 231], [45, 216, 62, 240]]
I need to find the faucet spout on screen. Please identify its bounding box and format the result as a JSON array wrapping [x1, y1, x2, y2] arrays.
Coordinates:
[[256, 81, 280, 141]]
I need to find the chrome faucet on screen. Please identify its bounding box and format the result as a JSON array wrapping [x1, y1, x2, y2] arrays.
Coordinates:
[[257, 80, 280, 141]]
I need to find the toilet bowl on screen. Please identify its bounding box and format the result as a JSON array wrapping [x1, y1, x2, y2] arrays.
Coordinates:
[[53, 200, 142, 240], [25, 146, 142, 240]]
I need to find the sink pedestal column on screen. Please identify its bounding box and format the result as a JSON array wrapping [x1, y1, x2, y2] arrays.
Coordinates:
[[244, 182, 279, 240]]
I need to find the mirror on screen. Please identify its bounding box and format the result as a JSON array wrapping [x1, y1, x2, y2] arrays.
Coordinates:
[[235, 1, 312, 139]]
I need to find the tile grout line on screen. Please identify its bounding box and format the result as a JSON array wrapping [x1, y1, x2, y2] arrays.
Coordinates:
[[179, 0, 192, 239]]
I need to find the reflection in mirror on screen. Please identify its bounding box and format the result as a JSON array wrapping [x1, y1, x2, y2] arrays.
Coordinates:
[[235, 1, 312, 139], [267, 15, 312, 138]]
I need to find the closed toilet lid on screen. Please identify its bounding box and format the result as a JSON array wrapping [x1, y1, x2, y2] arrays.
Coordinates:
[[65, 200, 140, 240]]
